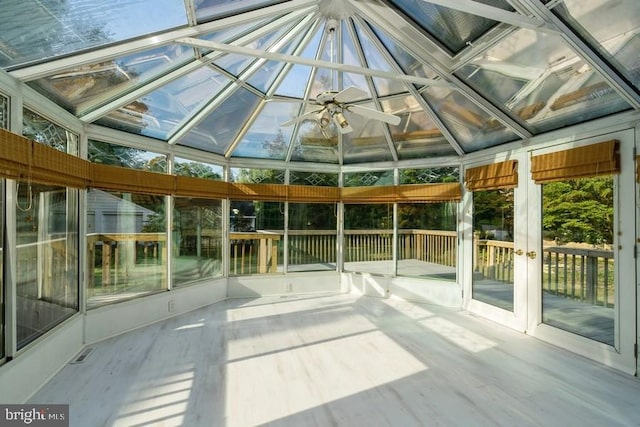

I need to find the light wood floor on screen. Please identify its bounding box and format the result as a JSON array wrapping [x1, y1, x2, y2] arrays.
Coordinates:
[[32, 293, 640, 426]]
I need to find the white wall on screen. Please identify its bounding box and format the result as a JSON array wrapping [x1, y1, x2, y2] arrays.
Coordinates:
[[227, 271, 345, 298], [85, 278, 227, 344], [0, 316, 84, 404]]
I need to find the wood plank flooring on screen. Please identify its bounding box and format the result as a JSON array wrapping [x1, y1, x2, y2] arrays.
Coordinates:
[[31, 293, 640, 426]]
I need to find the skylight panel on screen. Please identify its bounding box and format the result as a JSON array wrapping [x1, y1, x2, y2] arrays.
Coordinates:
[[195, 0, 288, 23], [386, 0, 514, 54], [0, 0, 187, 68], [456, 28, 632, 134], [95, 67, 231, 140], [549, 0, 640, 95], [28, 44, 194, 115]]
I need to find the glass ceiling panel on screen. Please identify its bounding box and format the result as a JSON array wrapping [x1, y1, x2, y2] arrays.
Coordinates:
[[178, 86, 261, 154], [28, 44, 194, 115], [0, 0, 187, 68], [273, 25, 323, 98], [96, 67, 231, 140], [422, 87, 517, 152], [195, 0, 287, 23], [341, 104, 394, 164], [247, 28, 310, 93], [353, 23, 407, 96], [231, 101, 297, 160], [212, 24, 292, 77], [290, 121, 339, 164], [386, 0, 514, 54], [457, 28, 632, 134], [549, 0, 640, 95], [380, 95, 458, 159], [369, 24, 440, 81]]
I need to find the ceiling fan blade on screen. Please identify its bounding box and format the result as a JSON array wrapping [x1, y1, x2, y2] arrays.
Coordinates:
[[281, 108, 323, 127], [334, 86, 368, 103], [347, 104, 401, 126]]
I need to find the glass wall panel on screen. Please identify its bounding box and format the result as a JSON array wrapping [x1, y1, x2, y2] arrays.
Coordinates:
[[0, 93, 7, 129], [88, 140, 166, 172], [288, 203, 337, 272], [174, 157, 223, 180], [23, 109, 78, 155], [230, 200, 284, 275], [229, 168, 285, 184], [541, 176, 614, 346], [17, 183, 78, 349], [397, 202, 456, 280], [472, 189, 515, 311], [86, 190, 167, 308], [173, 197, 223, 287], [344, 204, 394, 275], [343, 170, 394, 187], [289, 171, 338, 187]]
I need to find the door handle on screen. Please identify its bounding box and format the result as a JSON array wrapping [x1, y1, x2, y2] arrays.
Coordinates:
[[527, 251, 537, 259], [515, 249, 524, 256]]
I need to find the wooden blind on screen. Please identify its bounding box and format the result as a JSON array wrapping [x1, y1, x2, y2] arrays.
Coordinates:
[[396, 183, 461, 203], [342, 183, 461, 204], [287, 185, 340, 203], [229, 182, 288, 201], [465, 160, 518, 191], [636, 156, 640, 182], [0, 128, 90, 188], [531, 140, 619, 184], [341, 186, 397, 204], [174, 175, 229, 199], [91, 163, 175, 195]]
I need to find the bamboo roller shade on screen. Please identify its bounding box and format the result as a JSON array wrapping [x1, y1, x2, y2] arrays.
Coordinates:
[[0, 129, 461, 203], [636, 156, 640, 182], [465, 160, 518, 191], [531, 140, 619, 184]]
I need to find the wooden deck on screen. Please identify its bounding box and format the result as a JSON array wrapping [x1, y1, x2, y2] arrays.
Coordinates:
[[31, 294, 640, 426]]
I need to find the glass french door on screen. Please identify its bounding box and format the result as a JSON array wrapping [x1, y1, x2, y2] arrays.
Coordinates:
[[466, 154, 529, 332], [526, 131, 636, 374]]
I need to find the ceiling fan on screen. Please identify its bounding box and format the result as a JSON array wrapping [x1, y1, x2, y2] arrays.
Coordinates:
[[281, 86, 401, 135]]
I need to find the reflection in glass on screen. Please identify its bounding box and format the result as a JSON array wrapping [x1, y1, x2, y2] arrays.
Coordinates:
[[381, 96, 458, 159], [233, 102, 296, 160], [541, 177, 614, 346], [551, 0, 640, 94], [422, 87, 517, 152], [173, 197, 223, 287], [229, 200, 284, 275], [97, 67, 231, 140], [179, 87, 261, 154], [17, 183, 78, 349], [344, 204, 394, 275], [0, 0, 187, 68], [195, 0, 284, 23], [472, 189, 514, 311], [0, 94, 7, 129], [174, 157, 223, 180], [289, 171, 338, 187], [88, 140, 166, 172], [397, 203, 457, 280], [29, 44, 193, 115], [86, 190, 167, 308], [387, 0, 513, 53], [457, 28, 632, 133], [288, 203, 337, 272]]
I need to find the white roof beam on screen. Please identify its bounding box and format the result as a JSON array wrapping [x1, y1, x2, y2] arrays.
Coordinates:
[[176, 37, 452, 89]]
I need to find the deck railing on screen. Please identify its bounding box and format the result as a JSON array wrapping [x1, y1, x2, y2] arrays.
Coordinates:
[[474, 237, 614, 307]]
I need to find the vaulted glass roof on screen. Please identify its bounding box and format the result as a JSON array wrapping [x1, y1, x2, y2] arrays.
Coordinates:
[[2, 0, 638, 165]]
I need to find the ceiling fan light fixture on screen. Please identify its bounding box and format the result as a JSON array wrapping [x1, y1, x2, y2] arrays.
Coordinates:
[[319, 111, 331, 128], [333, 111, 349, 129]]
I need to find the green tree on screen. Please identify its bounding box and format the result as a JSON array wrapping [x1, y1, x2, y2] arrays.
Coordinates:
[[542, 176, 613, 245]]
